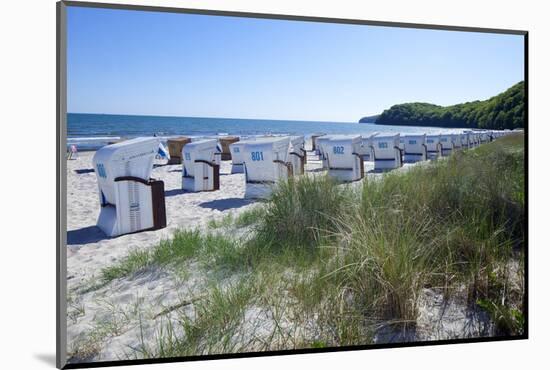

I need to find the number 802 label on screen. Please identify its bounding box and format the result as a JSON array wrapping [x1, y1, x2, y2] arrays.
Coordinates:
[[333, 146, 344, 154]]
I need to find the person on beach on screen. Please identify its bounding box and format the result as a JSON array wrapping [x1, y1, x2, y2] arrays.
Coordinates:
[[67, 144, 78, 160]]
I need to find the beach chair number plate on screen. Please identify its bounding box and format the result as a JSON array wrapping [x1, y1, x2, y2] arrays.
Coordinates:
[[333, 146, 345, 154], [251, 151, 264, 161], [96, 163, 107, 178]]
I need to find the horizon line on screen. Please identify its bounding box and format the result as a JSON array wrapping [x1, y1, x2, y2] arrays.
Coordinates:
[[67, 112, 371, 124]]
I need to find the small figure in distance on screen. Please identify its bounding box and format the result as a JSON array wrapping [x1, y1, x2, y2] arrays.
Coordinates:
[[67, 144, 78, 160]]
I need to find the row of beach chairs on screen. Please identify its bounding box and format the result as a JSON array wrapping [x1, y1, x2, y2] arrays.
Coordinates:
[[90, 129, 514, 237], [315, 129, 505, 177]]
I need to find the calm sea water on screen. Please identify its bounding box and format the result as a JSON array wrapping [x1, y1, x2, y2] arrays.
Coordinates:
[[67, 113, 445, 150]]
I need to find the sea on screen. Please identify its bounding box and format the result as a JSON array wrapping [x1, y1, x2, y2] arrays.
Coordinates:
[[67, 113, 446, 151]]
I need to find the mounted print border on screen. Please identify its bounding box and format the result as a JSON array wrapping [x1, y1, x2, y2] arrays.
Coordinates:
[[57, 1, 528, 368]]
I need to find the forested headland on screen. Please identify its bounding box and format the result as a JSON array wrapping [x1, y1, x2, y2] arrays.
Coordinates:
[[360, 81, 524, 129]]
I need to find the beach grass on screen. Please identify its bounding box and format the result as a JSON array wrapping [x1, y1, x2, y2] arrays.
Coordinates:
[[100, 230, 245, 283], [326, 134, 524, 326], [88, 134, 524, 360], [207, 205, 266, 230], [253, 174, 351, 251], [141, 278, 257, 357]]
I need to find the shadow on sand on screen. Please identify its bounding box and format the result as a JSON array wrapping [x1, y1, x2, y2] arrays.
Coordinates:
[[74, 168, 95, 174], [366, 168, 395, 174], [67, 226, 108, 245], [199, 197, 253, 211], [165, 188, 186, 197]]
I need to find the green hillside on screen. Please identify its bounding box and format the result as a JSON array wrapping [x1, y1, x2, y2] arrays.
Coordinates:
[[373, 81, 525, 129]]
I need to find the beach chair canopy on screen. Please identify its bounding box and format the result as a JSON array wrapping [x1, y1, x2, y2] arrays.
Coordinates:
[[439, 133, 456, 149], [93, 137, 160, 205], [182, 139, 220, 177], [230, 138, 271, 165], [167, 137, 191, 158], [229, 141, 248, 166], [219, 136, 239, 147], [425, 134, 441, 152], [325, 135, 362, 168], [402, 133, 427, 152], [242, 137, 290, 182], [371, 133, 400, 158]]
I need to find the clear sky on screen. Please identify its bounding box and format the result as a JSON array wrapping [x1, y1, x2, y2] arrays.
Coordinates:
[[67, 6, 525, 122]]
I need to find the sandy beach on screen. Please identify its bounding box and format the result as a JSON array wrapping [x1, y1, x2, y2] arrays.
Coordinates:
[[67, 152, 259, 288], [66, 148, 499, 363]]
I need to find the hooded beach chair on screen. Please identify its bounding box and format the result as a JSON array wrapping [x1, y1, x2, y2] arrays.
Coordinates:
[[181, 139, 221, 192], [92, 137, 167, 237], [479, 131, 490, 144], [167, 136, 191, 164], [229, 141, 247, 174], [370, 134, 402, 171], [218, 136, 240, 160], [439, 133, 457, 156], [325, 135, 364, 182], [470, 132, 480, 147], [425, 134, 443, 159], [451, 132, 463, 151], [242, 137, 292, 199], [461, 131, 472, 149], [402, 134, 428, 162]]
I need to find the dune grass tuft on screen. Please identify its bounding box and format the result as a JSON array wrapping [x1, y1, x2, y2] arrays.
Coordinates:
[[254, 174, 350, 251]]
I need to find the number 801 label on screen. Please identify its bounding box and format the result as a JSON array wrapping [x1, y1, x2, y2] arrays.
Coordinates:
[[251, 151, 264, 161]]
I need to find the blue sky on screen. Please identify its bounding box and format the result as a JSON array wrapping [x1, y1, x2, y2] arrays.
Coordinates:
[[67, 6, 524, 122]]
